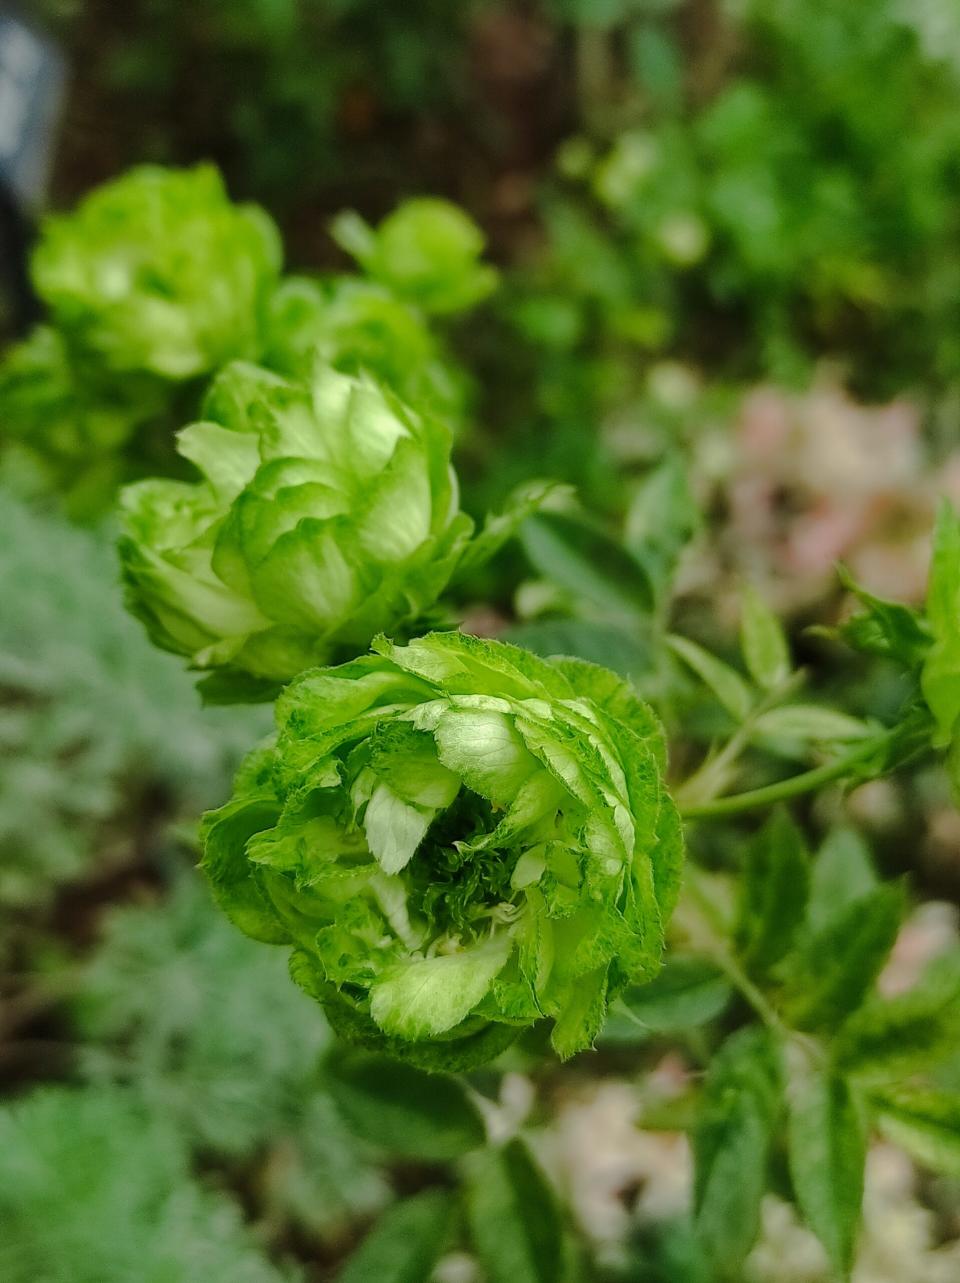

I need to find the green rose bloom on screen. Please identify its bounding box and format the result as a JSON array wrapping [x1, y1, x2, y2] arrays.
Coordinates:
[[201, 632, 683, 1068], [32, 164, 281, 380], [119, 361, 551, 697]]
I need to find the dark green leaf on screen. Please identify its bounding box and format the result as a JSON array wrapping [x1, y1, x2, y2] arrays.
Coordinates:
[[465, 1138, 564, 1283], [736, 810, 809, 976], [833, 951, 960, 1082], [872, 1086, 960, 1177], [604, 958, 732, 1043], [693, 1027, 782, 1277], [740, 586, 790, 691], [520, 511, 654, 622], [788, 1069, 866, 1279], [338, 1189, 454, 1283], [781, 883, 905, 1032], [326, 1049, 486, 1160], [504, 619, 652, 678]]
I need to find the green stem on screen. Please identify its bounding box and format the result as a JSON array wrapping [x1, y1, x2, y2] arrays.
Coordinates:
[[673, 669, 805, 810], [679, 734, 884, 820]]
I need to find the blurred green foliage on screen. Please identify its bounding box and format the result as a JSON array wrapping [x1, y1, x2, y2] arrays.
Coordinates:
[[0, 1086, 298, 1282], [0, 489, 266, 909]]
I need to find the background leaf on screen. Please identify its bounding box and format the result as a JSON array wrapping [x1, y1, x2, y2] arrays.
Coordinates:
[[465, 1138, 565, 1283], [808, 827, 877, 933], [788, 1069, 867, 1279], [520, 510, 654, 622], [833, 951, 960, 1083], [740, 585, 790, 690], [337, 1189, 454, 1283], [873, 1087, 960, 1178], [667, 634, 754, 722], [751, 706, 872, 744], [325, 1049, 486, 1160], [693, 1027, 782, 1277], [735, 809, 809, 976], [781, 883, 905, 1031], [603, 958, 732, 1042]]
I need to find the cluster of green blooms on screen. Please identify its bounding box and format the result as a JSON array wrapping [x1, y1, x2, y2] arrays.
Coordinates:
[[119, 359, 550, 698], [0, 166, 280, 518], [0, 166, 495, 518], [263, 198, 498, 424], [201, 631, 682, 1067]]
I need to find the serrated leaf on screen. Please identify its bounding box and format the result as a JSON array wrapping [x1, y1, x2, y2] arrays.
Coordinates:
[[835, 565, 930, 667], [781, 883, 905, 1032], [833, 951, 960, 1082], [520, 510, 654, 622], [325, 1049, 486, 1160], [808, 827, 877, 933], [873, 1086, 960, 1177], [693, 1027, 782, 1277], [788, 1068, 866, 1279], [667, 634, 754, 722], [465, 1138, 564, 1283], [752, 705, 872, 744], [740, 586, 790, 690], [337, 1189, 454, 1283], [736, 809, 809, 976], [604, 958, 732, 1043], [922, 502, 960, 744]]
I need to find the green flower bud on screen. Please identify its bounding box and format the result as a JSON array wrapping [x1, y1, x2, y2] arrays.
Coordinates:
[[32, 165, 281, 380], [263, 277, 467, 422], [330, 199, 498, 316], [201, 632, 683, 1068], [119, 362, 551, 697]]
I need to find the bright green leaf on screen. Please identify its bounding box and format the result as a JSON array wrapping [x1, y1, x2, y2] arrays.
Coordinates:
[[369, 936, 513, 1040]]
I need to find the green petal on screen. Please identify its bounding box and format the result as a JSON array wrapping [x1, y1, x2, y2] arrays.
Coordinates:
[[369, 936, 513, 1040]]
